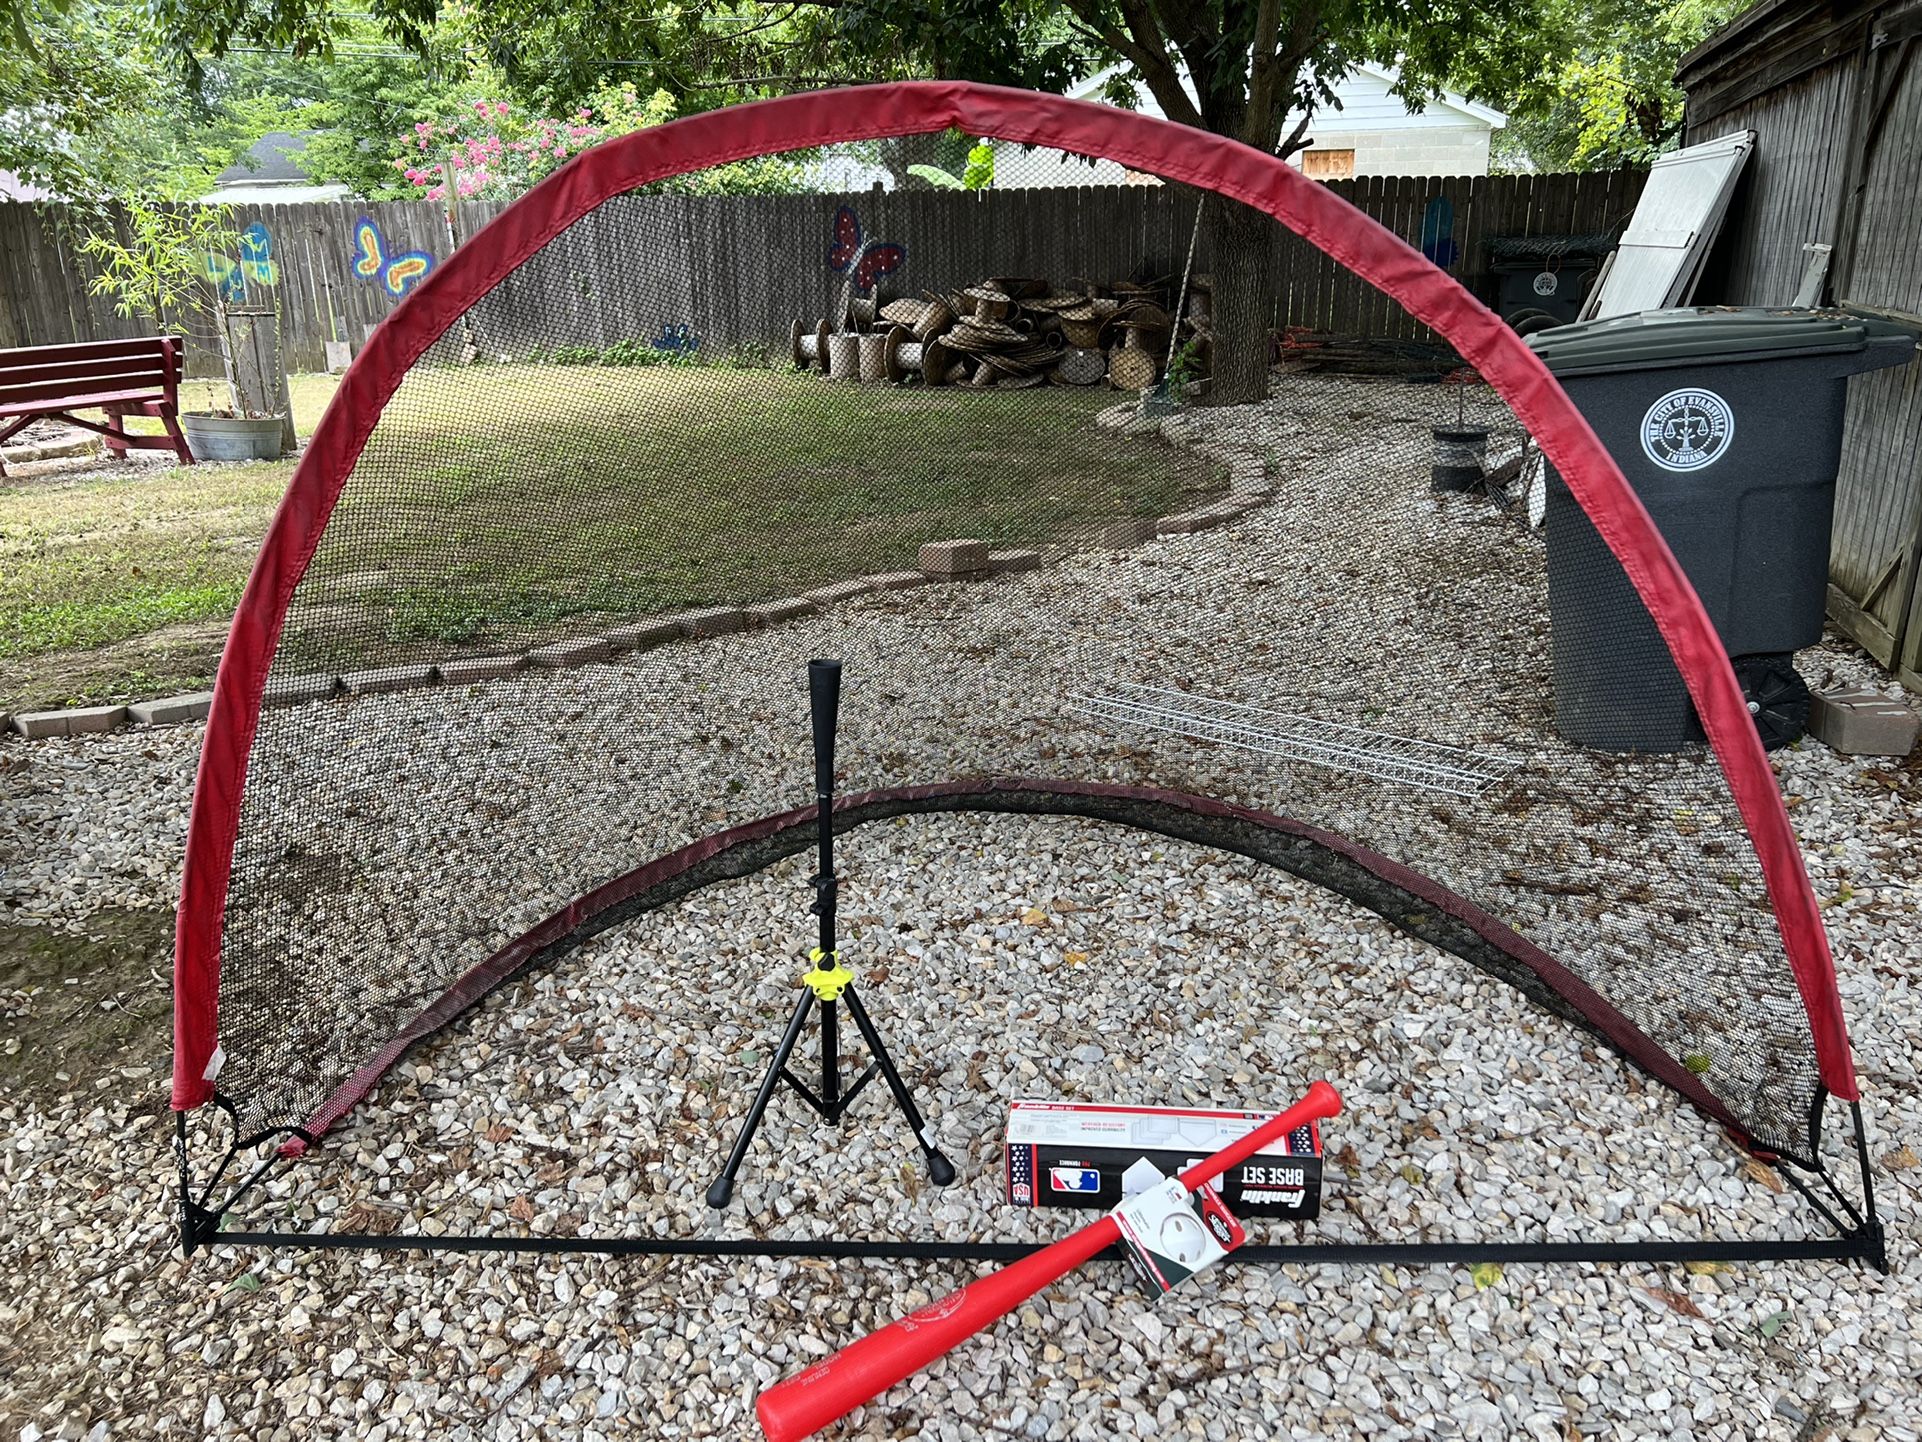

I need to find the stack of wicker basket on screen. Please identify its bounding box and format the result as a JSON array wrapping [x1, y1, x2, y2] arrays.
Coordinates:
[[793, 271, 1212, 392]]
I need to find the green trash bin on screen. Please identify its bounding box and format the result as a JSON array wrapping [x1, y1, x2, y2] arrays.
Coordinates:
[[1528, 307, 1916, 752]]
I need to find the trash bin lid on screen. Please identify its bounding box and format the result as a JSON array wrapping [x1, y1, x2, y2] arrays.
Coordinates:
[[1527, 306, 1915, 376]]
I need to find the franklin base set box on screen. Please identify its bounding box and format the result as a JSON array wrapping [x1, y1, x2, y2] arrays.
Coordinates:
[[1004, 1100, 1324, 1218]]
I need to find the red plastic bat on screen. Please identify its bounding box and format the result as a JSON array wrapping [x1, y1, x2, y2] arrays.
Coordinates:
[[756, 1081, 1344, 1441]]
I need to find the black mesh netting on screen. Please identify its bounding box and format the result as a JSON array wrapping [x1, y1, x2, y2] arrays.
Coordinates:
[[214, 138, 1821, 1165]]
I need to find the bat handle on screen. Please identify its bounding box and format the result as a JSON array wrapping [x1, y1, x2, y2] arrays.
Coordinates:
[[1176, 1078, 1341, 1196]]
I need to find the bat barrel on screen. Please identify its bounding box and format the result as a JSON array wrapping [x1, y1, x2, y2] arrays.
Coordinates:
[[756, 1220, 1118, 1442]]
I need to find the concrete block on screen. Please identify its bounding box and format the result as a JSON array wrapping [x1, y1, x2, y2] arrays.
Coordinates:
[[12, 710, 74, 739], [65, 705, 128, 735], [1810, 687, 1919, 756], [1099, 518, 1159, 549], [803, 579, 877, 606], [673, 606, 747, 638], [1194, 501, 1252, 521], [129, 692, 214, 726], [263, 673, 339, 707], [436, 655, 525, 685], [989, 549, 1043, 574], [604, 620, 682, 652], [1157, 511, 1224, 536], [341, 664, 438, 696], [0, 435, 99, 466], [746, 597, 818, 627], [918, 539, 991, 576], [526, 638, 611, 668], [864, 571, 931, 591]]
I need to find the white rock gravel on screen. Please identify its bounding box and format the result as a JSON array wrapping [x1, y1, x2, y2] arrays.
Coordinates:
[[205, 377, 1821, 1152], [3, 381, 1919, 1441], [0, 815, 1915, 1440], [4, 700, 1918, 1442]]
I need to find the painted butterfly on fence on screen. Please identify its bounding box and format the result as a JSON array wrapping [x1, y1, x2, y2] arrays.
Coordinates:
[[203, 221, 280, 303], [654, 323, 698, 354], [353, 217, 437, 299], [826, 205, 906, 296]]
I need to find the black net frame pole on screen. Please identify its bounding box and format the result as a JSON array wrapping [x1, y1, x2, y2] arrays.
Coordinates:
[[1848, 1099, 1885, 1273], [702, 660, 956, 1209], [176, 1099, 317, 1257], [182, 1089, 1890, 1269], [190, 1229, 1878, 1267]]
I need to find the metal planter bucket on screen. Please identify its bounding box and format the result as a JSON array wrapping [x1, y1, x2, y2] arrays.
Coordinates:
[[182, 413, 285, 462], [1430, 426, 1488, 491]]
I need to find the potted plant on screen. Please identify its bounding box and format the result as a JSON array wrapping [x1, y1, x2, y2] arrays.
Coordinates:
[[1142, 338, 1207, 418], [80, 200, 290, 461]]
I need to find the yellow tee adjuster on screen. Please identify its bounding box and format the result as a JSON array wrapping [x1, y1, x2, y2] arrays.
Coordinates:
[[802, 947, 854, 1001]]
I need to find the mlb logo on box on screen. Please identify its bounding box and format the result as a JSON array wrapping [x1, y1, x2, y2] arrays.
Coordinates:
[[1050, 1166, 1102, 1193]]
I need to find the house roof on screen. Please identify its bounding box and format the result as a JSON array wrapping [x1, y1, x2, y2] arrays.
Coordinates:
[[214, 132, 320, 187], [204, 132, 350, 203], [1070, 61, 1506, 132]]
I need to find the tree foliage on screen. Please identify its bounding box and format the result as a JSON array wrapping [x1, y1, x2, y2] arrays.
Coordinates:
[[140, 0, 1529, 162], [1, 0, 180, 197], [78, 198, 238, 323], [1442, 0, 1749, 171], [128, 0, 1535, 404]]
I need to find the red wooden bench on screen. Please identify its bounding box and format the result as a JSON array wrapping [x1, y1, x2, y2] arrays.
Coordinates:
[[0, 337, 195, 477]]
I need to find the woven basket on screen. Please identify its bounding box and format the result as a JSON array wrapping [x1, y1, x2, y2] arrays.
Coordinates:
[[962, 287, 1013, 321], [914, 296, 955, 340]]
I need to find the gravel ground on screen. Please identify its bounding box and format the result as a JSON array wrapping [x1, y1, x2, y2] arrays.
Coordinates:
[[3, 381, 1920, 1440], [1, 790, 1918, 1441]]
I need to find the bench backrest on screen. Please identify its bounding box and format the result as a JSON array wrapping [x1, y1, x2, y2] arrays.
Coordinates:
[[0, 337, 184, 415]]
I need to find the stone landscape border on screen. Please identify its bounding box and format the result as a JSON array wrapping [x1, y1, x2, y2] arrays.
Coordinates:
[[4, 406, 1275, 741], [0, 433, 101, 469]]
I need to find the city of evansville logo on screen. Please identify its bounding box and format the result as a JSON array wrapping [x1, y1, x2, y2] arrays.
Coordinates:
[[1641, 387, 1734, 472]]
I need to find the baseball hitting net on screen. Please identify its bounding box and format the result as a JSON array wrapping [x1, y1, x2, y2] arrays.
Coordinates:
[[171, 82, 1880, 1266]]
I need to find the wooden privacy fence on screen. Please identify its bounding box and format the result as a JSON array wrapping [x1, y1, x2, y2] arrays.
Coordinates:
[[1681, 2, 1922, 692], [0, 170, 1646, 377]]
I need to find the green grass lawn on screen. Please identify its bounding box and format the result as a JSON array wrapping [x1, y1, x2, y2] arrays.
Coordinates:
[[3, 365, 1223, 711]]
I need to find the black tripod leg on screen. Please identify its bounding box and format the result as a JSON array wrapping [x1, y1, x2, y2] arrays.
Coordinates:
[[841, 985, 958, 1186], [821, 998, 841, 1117], [706, 989, 815, 1209]]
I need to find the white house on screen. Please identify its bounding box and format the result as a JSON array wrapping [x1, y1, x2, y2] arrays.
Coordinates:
[[992, 63, 1506, 185], [0, 170, 56, 201]]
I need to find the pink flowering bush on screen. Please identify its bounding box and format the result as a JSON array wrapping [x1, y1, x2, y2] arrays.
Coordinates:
[[391, 96, 607, 201], [390, 84, 802, 202]]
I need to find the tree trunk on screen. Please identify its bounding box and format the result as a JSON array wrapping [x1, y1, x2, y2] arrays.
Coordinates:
[[1205, 197, 1278, 407]]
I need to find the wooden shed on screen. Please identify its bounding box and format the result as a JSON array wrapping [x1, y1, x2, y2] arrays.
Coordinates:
[[1677, 0, 1922, 693]]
